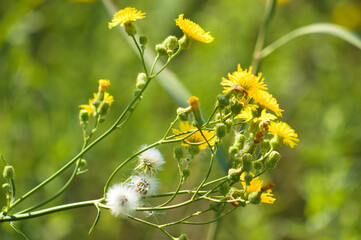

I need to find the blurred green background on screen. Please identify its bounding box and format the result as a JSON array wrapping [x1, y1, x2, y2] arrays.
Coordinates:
[[1, 0, 361, 239]]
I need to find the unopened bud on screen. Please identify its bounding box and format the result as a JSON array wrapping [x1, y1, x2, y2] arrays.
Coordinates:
[[270, 135, 281, 149], [266, 151, 281, 169], [139, 35, 148, 46], [188, 145, 200, 156], [79, 110, 89, 124], [177, 107, 190, 121], [242, 153, 254, 172], [173, 147, 184, 160], [3, 166, 14, 179], [219, 182, 230, 196], [163, 36, 178, 50], [244, 172, 253, 185], [182, 169, 190, 178], [261, 139, 271, 154], [209, 201, 222, 212], [228, 168, 241, 182], [79, 159, 87, 168], [179, 34, 190, 49], [98, 101, 110, 116], [217, 94, 230, 108], [178, 233, 189, 240], [231, 101, 242, 115], [155, 44, 167, 56], [215, 123, 227, 139], [229, 146, 239, 156], [234, 134, 246, 149], [248, 191, 261, 204], [253, 161, 263, 170], [136, 73, 147, 89]]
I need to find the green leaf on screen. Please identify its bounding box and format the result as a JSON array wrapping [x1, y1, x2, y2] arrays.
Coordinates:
[[259, 23, 361, 58]]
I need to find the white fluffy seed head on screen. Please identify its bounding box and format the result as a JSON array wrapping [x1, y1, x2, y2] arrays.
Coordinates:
[[106, 183, 140, 218], [136, 146, 165, 175], [130, 174, 159, 196]]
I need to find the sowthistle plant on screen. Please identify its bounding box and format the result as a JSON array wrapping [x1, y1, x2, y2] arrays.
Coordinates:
[[7, 0, 360, 238]]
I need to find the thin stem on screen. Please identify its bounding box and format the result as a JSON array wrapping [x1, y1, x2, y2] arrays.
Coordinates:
[[132, 35, 148, 75], [250, 0, 276, 74], [150, 53, 160, 76], [160, 208, 211, 228], [127, 215, 175, 239]]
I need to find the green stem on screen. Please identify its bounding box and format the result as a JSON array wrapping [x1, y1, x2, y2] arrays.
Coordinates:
[[159, 208, 211, 228], [132, 35, 148, 76], [250, 0, 276, 74]]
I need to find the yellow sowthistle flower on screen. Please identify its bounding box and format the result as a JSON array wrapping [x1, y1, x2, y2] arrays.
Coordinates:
[[241, 174, 276, 204], [221, 65, 267, 99], [175, 14, 214, 43], [172, 122, 215, 150], [253, 90, 283, 117], [238, 108, 276, 123], [187, 96, 200, 111], [92, 92, 114, 105], [108, 7, 146, 29], [79, 99, 95, 115], [268, 121, 299, 148], [98, 79, 110, 92]]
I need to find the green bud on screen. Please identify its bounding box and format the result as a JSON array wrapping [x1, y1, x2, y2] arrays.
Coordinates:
[[225, 119, 233, 133], [215, 123, 227, 139], [261, 139, 271, 154], [79, 159, 87, 168], [182, 169, 190, 178], [244, 172, 253, 185], [234, 134, 246, 150], [217, 94, 230, 108], [163, 36, 178, 50], [178, 233, 189, 240], [176, 107, 190, 121], [188, 145, 200, 156], [2, 183, 10, 192], [209, 201, 222, 212], [139, 35, 148, 45], [228, 168, 241, 182], [253, 161, 263, 171], [92, 99, 101, 109], [155, 44, 167, 56], [3, 166, 14, 179], [124, 22, 137, 36], [248, 191, 261, 204], [173, 147, 184, 160], [220, 182, 230, 196], [242, 153, 254, 172], [79, 110, 89, 124], [229, 187, 243, 198], [231, 101, 242, 115], [98, 101, 110, 116], [179, 34, 190, 49], [266, 151, 281, 169], [229, 146, 239, 156], [136, 73, 147, 89]]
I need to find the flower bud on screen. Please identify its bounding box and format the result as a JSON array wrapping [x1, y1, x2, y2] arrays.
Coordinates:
[[225, 119, 233, 133], [209, 201, 222, 212], [231, 101, 242, 115], [234, 134, 246, 149], [98, 101, 110, 116], [228, 168, 241, 182], [215, 123, 227, 139], [219, 182, 230, 196], [253, 161, 263, 171], [248, 191, 261, 204], [228, 146, 239, 156], [173, 146, 184, 160], [266, 151, 281, 169], [178, 233, 189, 240], [270, 135, 281, 149], [92, 99, 101, 109], [136, 73, 147, 89], [261, 139, 271, 154], [182, 169, 190, 178], [217, 94, 230, 108], [188, 145, 200, 156], [3, 166, 15, 179], [176, 107, 190, 121], [79, 159, 87, 168], [163, 36, 178, 50], [124, 22, 137, 36], [139, 35, 148, 46], [244, 172, 253, 185], [155, 44, 168, 56], [79, 110, 89, 124], [242, 153, 254, 172]]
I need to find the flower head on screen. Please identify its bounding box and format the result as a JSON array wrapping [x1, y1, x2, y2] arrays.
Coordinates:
[[92, 92, 114, 105], [106, 183, 140, 217], [172, 122, 215, 150], [221, 65, 267, 99], [187, 96, 200, 111], [175, 14, 214, 43], [241, 174, 276, 204], [98, 79, 110, 92], [108, 7, 146, 29], [130, 175, 159, 196], [269, 121, 299, 148], [135, 146, 165, 175], [253, 90, 283, 117], [237, 108, 276, 123], [79, 99, 95, 115]]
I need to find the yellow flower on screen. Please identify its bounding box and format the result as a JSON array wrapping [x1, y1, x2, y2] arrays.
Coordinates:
[[108, 7, 146, 29], [172, 122, 215, 150], [253, 90, 283, 117], [187, 96, 200, 111], [175, 14, 214, 43], [241, 173, 276, 204], [221, 65, 268, 99], [238, 108, 276, 123], [92, 92, 114, 105], [269, 121, 299, 148], [79, 99, 95, 115], [98, 79, 110, 92]]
